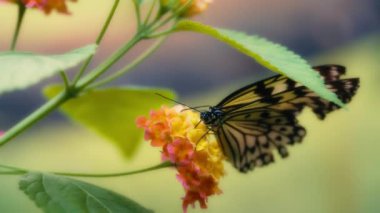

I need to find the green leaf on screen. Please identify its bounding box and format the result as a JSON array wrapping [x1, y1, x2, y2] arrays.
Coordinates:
[[175, 20, 344, 106], [19, 172, 153, 213], [0, 44, 97, 95], [44, 85, 176, 157]]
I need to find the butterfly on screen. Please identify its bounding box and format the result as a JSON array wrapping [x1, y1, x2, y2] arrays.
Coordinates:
[[200, 65, 359, 172]]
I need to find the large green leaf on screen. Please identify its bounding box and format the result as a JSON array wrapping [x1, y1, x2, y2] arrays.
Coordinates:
[[19, 172, 153, 213], [0, 44, 97, 95], [175, 20, 344, 106], [44, 85, 175, 157]]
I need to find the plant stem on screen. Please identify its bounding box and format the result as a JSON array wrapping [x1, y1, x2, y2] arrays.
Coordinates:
[[143, 0, 157, 26], [53, 161, 174, 178], [145, 28, 174, 39], [60, 71, 70, 89], [10, 2, 26, 51], [95, 0, 121, 45], [148, 0, 192, 33], [72, 0, 121, 85], [76, 35, 143, 90], [0, 161, 174, 177], [0, 164, 27, 172], [0, 91, 70, 146], [132, 0, 142, 30], [88, 35, 168, 88], [0, 171, 26, 175]]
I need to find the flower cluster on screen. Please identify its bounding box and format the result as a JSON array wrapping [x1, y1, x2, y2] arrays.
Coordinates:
[[1, 0, 76, 14], [160, 0, 213, 17], [136, 105, 224, 212]]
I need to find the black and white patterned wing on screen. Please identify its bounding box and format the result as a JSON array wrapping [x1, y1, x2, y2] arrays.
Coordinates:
[[210, 65, 359, 172], [215, 109, 306, 172], [217, 65, 359, 119]]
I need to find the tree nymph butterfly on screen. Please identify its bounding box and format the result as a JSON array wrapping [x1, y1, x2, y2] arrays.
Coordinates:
[[200, 65, 359, 172]]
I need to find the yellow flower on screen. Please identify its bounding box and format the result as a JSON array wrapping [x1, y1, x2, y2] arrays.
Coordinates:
[[136, 105, 225, 212]]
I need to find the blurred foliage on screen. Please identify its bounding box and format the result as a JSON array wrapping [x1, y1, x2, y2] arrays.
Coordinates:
[[44, 85, 176, 158], [0, 34, 378, 212]]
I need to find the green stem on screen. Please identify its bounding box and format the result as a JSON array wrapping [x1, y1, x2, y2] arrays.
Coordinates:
[[0, 164, 27, 172], [0, 171, 26, 175], [0, 164, 27, 175], [72, 0, 121, 85], [54, 161, 174, 178], [148, 0, 192, 33], [145, 28, 174, 39], [60, 71, 70, 89], [10, 2, 26, 51], [88, 35, 168, 88], [0, 161, 174, 177], [0, 92, 70, 146], [132, 0, 142, 30], [143, 0, 157, 26], [76, 35, 143, 90], [95, 0, 121, 45]]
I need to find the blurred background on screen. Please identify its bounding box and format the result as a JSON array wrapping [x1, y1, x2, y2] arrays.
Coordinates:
[[0, 0, 379, 212]]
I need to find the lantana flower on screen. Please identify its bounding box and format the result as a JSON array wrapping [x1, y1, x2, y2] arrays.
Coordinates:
[[1, 0, 76, 14], [160, 0, 213, 17], [137, 105, 225, 212]]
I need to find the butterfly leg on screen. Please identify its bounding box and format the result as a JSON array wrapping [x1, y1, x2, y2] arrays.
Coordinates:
[[193, 128, 215, 151]]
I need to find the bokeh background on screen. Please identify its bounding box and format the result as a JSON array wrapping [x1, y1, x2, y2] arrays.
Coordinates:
[[0, 0, 379, 212]]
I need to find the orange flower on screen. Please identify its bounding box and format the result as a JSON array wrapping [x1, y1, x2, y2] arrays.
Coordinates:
[[160, 0, 213, 17], [182, 0, 212, 16], [163, 138, 194, 164], [1, 0, 76, 14], [136, 105, 225, 212]]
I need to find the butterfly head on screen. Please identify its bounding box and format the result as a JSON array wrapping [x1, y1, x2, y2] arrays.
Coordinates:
[[200, 107, 224, 126]]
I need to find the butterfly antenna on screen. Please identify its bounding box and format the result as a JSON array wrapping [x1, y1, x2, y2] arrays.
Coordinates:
[[155, 93, 201, 112], [181, 105, 211, 112]]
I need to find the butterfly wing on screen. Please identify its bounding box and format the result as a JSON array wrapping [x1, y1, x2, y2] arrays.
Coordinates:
[[213, 65, 359, 172], [215, 109, 306, 172], [217, 65, 359, 119]]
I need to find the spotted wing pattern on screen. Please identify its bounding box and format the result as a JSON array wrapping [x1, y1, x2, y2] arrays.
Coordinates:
[[213, 65, 359, 172]]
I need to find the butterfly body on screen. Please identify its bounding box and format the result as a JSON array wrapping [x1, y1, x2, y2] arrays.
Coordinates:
[[200, 107, 224, 128], [200, 65, 359, 173]]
